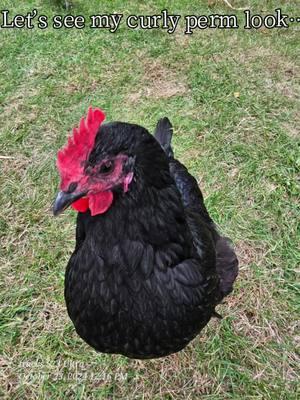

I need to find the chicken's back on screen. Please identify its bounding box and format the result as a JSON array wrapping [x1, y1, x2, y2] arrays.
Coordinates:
[[154, 118, 238, 300]]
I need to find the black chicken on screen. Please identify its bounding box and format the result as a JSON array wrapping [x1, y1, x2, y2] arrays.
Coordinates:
[[53, 107, 238, 359]]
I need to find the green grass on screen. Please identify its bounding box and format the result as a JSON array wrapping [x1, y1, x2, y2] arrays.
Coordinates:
[[0, 0, 299, 399]]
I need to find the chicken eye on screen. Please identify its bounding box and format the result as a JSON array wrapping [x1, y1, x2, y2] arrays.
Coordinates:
[[99, 160, 114, 174]]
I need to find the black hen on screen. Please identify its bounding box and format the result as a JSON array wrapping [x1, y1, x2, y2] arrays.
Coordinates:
[[53, 108, 238, 359]]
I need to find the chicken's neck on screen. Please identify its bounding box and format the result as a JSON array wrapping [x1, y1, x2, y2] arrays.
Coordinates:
[[76, 181, 193, 264]]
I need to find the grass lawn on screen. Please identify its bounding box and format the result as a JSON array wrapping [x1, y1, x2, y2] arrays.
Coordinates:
[[0, 0, 299, 398]]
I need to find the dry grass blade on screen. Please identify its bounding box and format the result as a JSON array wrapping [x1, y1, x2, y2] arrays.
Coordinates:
[[222, 0, 249, 11]]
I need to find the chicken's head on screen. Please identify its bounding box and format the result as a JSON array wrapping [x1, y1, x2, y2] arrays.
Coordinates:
[[53, 107, 135, 216]]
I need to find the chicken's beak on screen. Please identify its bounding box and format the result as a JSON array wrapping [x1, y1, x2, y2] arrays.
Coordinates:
[[53, 191, 86, 216]]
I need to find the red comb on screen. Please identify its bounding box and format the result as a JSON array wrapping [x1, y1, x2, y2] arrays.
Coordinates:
[[57, 107, 105, 190]]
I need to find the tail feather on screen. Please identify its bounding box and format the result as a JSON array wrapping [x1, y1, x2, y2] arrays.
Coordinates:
[[216, 236, 239, 298], [154, 117, 174, 158]]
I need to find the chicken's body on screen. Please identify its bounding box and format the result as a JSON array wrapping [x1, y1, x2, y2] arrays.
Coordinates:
[[55, 110, 238, 359]]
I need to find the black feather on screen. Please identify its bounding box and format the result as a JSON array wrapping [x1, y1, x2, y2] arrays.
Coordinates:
[[154, 117, 174, 158]]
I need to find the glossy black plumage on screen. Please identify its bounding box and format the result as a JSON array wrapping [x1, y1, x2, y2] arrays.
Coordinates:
[[63, 118, 238, 359]]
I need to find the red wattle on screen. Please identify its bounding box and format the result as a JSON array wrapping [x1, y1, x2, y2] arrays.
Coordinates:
[[89, 191, 114, 216], [72, 197, 89, 212], [71, 191, 114, 215]]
